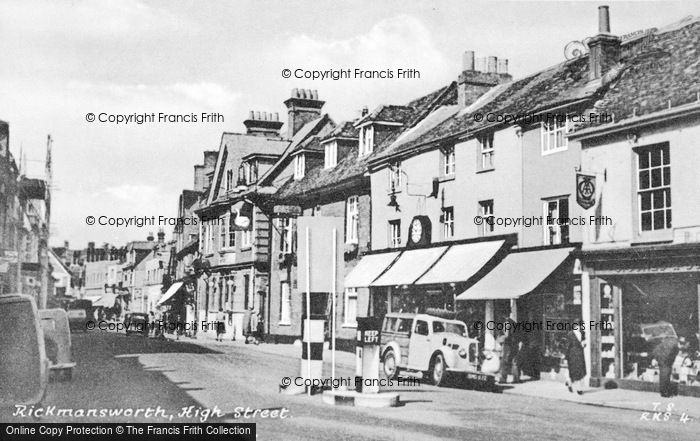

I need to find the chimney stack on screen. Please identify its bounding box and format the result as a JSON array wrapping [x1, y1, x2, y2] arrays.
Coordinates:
[[284, 88, 325, 138], [147, 232, 154, 242], [458, 51, 512, 108], [588, 5, 620, 80], [243, 109, 284, 137], [487, 56, 498, 73], [599, 5, 611, 33], [462, 51, 475, 71], [157, 228, 165, 245]]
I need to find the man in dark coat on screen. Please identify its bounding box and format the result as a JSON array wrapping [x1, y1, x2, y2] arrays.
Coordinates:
[[564, 328, 586, 394], [499, 318, 523, 384], [651, 335, 680, 397]]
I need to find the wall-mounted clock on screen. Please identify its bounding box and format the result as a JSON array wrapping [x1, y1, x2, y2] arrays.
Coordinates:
[[407, 215, 431, 248]]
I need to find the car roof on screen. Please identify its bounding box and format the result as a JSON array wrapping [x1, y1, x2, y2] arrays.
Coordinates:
[[384, 312, 416, 319]]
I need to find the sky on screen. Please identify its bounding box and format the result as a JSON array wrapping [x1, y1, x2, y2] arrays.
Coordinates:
[[1, 0, 698, 249]]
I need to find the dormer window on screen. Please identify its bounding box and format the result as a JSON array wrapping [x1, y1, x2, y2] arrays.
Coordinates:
[[324, 141, 338, 169], [294, 154, 305, 180], [359, 125, 374, 157]]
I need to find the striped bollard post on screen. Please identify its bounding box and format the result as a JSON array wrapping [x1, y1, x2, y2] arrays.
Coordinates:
[[301, 314, 325, 394]]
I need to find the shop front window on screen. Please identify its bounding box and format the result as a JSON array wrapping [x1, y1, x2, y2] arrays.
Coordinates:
[[620, 276, 700, 387]]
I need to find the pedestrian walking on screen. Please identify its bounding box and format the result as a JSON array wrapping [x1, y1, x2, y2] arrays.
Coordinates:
[[564, 325, 586, 395], [255, 312, 264, 344], [215, 308, 226, 342], [242, 307, 253, 344], [250, 310, 260, 345], [498, 318, 523, 384], [651, 331, 680, 397]]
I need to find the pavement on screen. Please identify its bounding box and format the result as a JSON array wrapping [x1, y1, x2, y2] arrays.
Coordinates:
[[7, 329, 696, 440], [171, 332, 700, 420]]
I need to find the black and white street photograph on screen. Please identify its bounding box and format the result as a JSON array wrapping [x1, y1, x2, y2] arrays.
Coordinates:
[[2, 1, 700, 440]]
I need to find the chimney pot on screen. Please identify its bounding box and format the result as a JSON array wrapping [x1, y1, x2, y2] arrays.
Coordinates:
[[361, 106, 369, 117], [475, 57, 486, 72], [487, 56, 498, 73], [249, 110, 254, 119], [292, 88, 298, 98], [463, 50, 475, 71], [275, 112, 279, 121], [498, 59, 509, 74], [262, 111, 267, 121], [599, 5, 611, 33]]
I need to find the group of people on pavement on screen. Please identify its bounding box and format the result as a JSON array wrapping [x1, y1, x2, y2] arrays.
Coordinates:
[[495, 317, 587, 395], [496, 317, 682, 398], [215, 307, 264, 344]]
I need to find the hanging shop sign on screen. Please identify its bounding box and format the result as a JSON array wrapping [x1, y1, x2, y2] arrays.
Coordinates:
[[576, 173, 596, 209]]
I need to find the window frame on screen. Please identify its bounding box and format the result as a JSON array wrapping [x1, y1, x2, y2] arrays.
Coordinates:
[[388, 161, 402, 191], [220, 215, 228, 249], [324, 141, 338, 169], [441, 145, 456, 176], [228, 215, 236, 248], [346, 195, 359, 245], [279, 217, 293, 254], [478, 133, 495, 170], [441, 206, 455, 239], [541, 117, 568, 154], [478, 200, 494, 236], [343, 288, 358, 327], [359, 125, 374, 157], [543, 196, 570, 245], [388, 219, 401, 248], [294, 154, 305, 180], [636, 143, 671, 232]]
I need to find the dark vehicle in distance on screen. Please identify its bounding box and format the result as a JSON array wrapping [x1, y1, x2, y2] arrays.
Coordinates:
[[66, 299, 94, 332], [124, 312, 149, 336]]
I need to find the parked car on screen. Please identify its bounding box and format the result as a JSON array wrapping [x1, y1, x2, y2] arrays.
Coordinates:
[[124, 312, 149, 336], [39, 308, 77, 381], [0, 294, 49, 407], [380, 312, 492, 387]]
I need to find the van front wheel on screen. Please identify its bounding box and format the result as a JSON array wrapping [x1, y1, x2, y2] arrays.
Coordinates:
[[429, 353, 446, 386]]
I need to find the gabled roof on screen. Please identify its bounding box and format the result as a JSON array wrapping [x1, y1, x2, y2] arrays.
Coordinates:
[[258, 114, 335, 186], [272, 84, 458, 201], [206, 131, 289, 205]]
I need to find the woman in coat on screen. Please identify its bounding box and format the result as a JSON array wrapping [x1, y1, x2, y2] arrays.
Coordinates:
[[564, 326, 586, 395]]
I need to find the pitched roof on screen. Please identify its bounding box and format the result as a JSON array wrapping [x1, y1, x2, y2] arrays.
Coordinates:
[[273, 84, 458, 201], [573, 17, 700, 133], [321, 121, 359, 141], [356, 105, 415, 126], [257, 114, 335, 186], [371, 16, 700, 159]]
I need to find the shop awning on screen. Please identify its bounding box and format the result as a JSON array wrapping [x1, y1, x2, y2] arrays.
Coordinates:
[[92, 293, 118, 308], [415, 240, 505, 285], [370, 246, 448, 287], [344, 251, 401, 288], [157, 282, 184, 306], [456, 247, 574, 300]]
